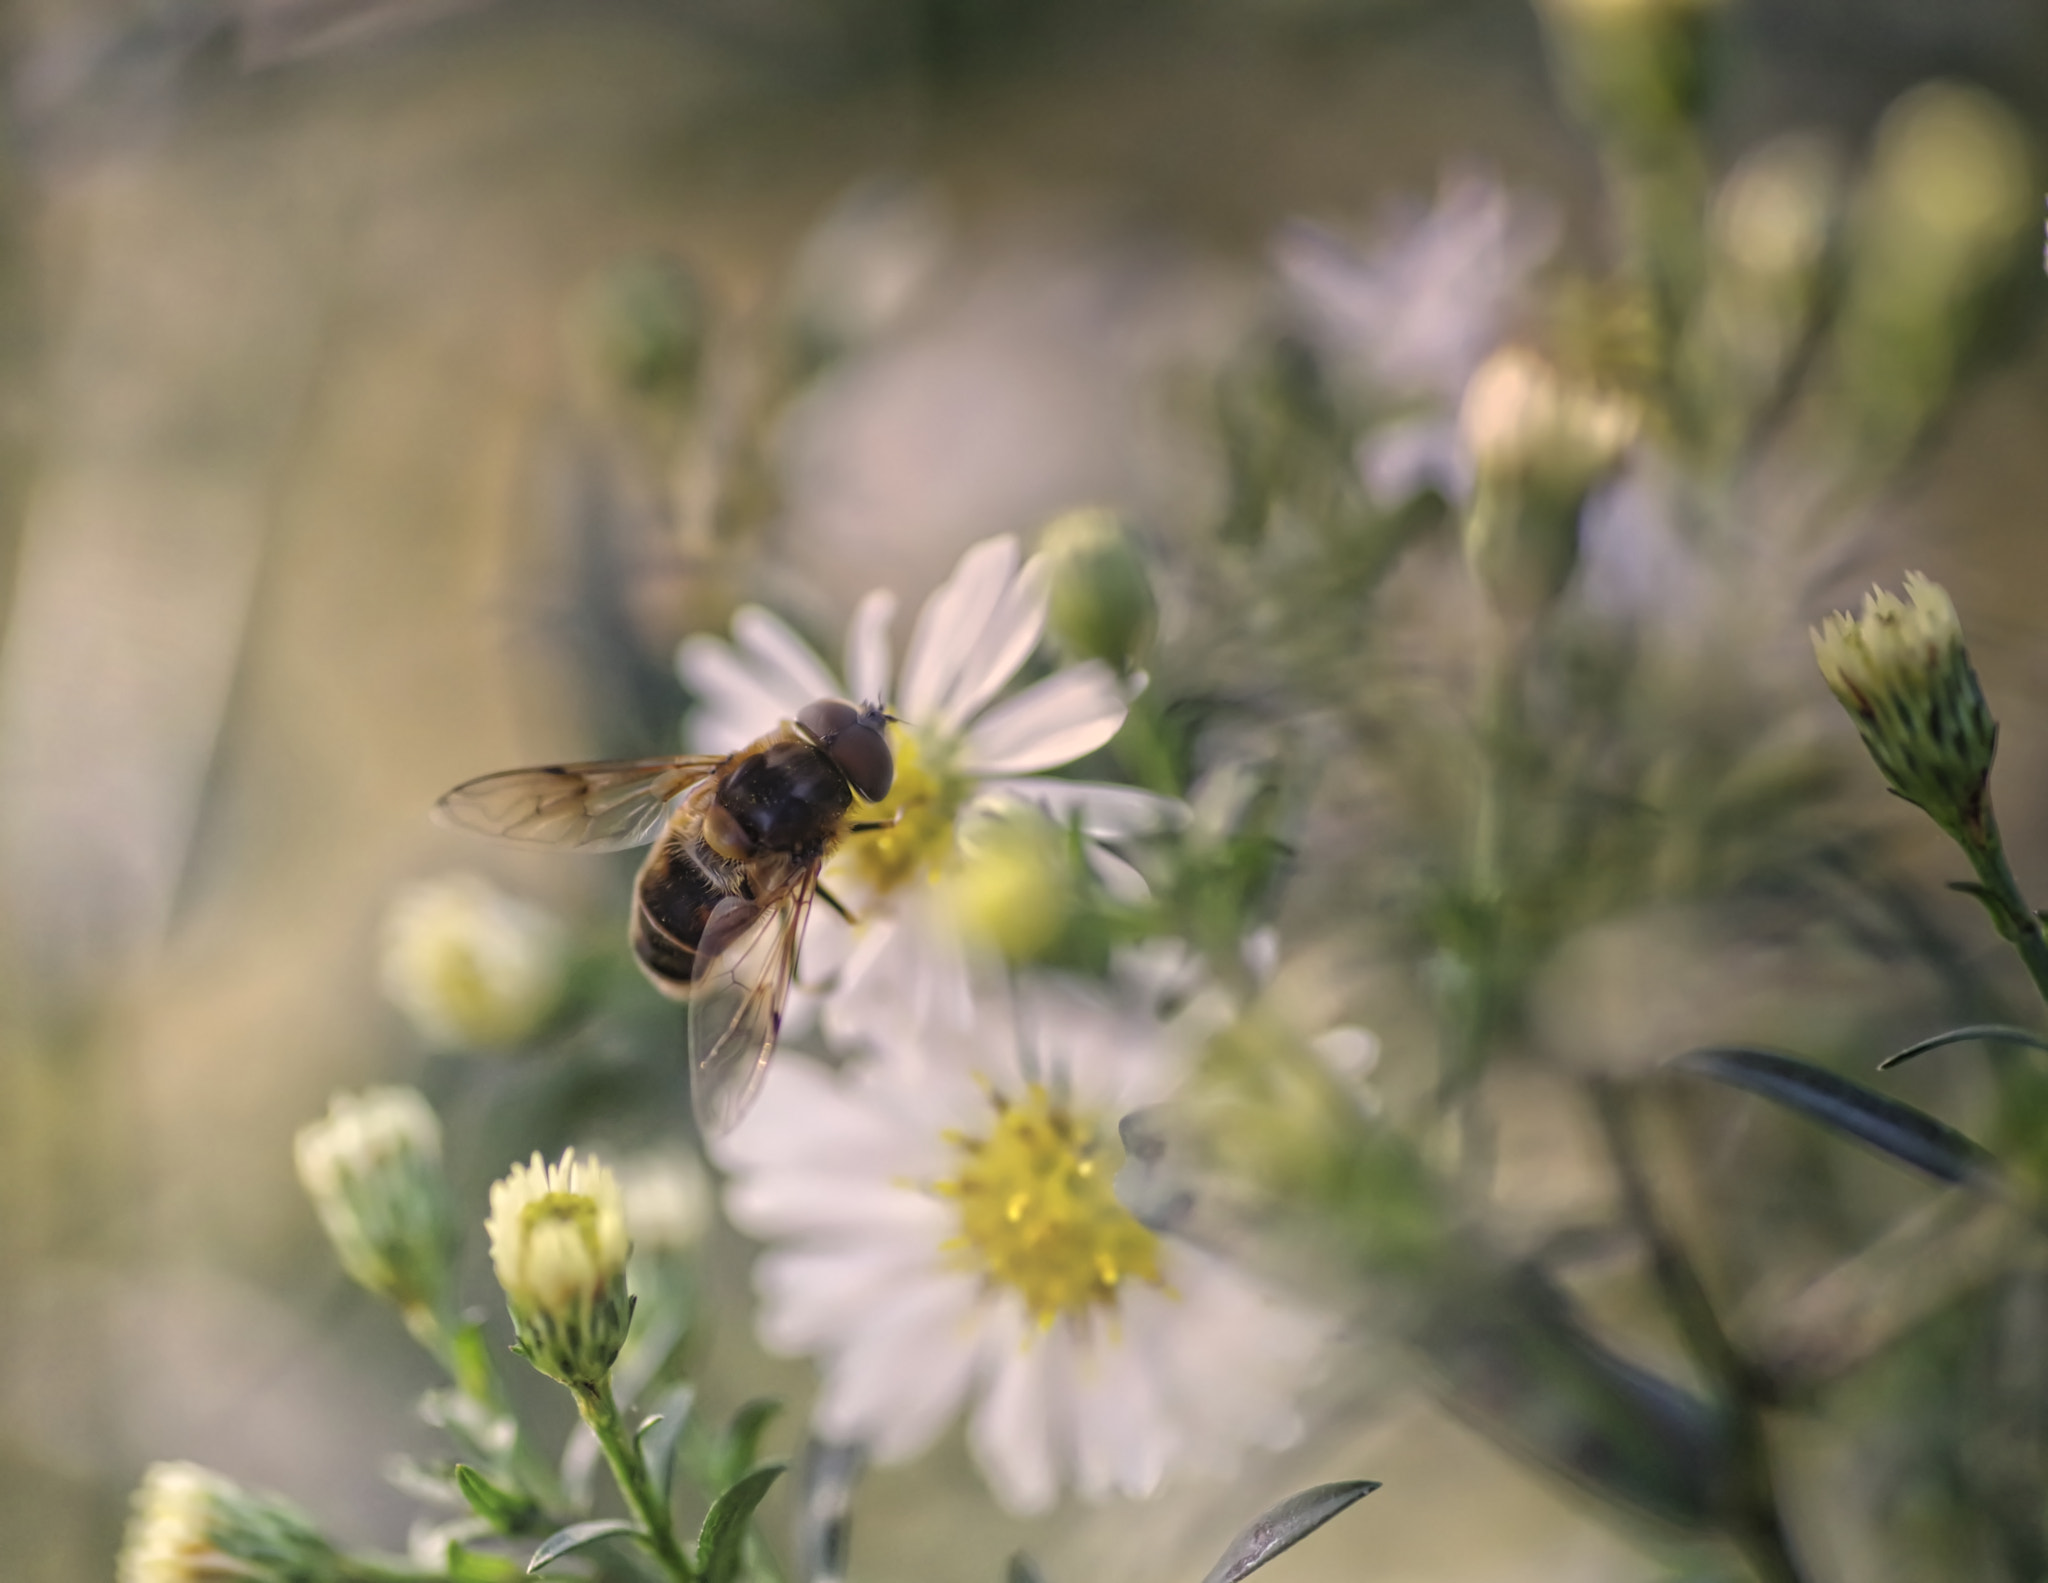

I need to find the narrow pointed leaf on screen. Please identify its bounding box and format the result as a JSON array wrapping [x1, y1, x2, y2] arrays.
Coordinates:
[[1879, 1024, 2048, 1071], [698, 1462, 787, 1583], [720, 1398, 783, 1484], [1198, 1482, 1379, 1583], [1678, 1047, 1999, 1187], [527, 1519, 643, 1574], [454, 1464, 535, 1533], [639, 1383, 696, 1504]]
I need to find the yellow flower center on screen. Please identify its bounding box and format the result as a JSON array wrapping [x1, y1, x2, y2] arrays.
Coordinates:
[[837, 728, 972, 896], [934, 1083, 1165, 1329]]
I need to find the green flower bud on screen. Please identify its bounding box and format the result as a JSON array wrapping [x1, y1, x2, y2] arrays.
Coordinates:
[[1812, 572, 1997, 840], [293, 1086, 456, 1316], [118, 1462, 339, 1583], [1459, 347, 1639, 618], [486, 1148, 634, 1389], [1831, 84, 2032, 447], [574, 252, 708, 404], [1535, 0, 1727, 154], [945, 807, 1077, 964], [1036, 507, 1158, 672], [380, 874, 569, 1049]]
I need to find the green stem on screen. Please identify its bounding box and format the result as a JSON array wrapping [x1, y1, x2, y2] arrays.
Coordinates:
[[1960, 808, 2048, 1014], [576, 1376, 696, 1583], [337, 1561, 458, 1583], [406, 1304, 568, 1516]]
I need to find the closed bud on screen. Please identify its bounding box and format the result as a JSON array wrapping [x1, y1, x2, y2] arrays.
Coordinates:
[[294, 1086, 455, 1317], [118, 1462, 339, 1583], [1036, 507, 1158, 672], [486, 1148, 634, 1389], [1535, 0, 1726, 153], [1812, 573, 1997, 840], [380, 874, 569, 1049], [1459, 347, 1638, 617], [1831, 84, 2032, 447], [945, 807, 1077, 964]]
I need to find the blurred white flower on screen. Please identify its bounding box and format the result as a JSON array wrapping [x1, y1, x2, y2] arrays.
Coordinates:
[[379, 873, 570, 1048], [716, 973, 1331, 1515], [613, 1147, 714, 1255], [678, 532, 1181, 1042], [118, 1461, 337, 1583], [1275, 170, 1559, 506]]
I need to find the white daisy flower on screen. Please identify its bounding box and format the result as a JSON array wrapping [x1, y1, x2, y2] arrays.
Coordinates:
[[1274, 169, 1559, 507], [677, 533, 1181, 1043], [714, 972, 1332, 1516]]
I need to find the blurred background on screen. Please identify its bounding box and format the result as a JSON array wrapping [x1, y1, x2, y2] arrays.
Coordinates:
[[8, 0, 2048, 1579]]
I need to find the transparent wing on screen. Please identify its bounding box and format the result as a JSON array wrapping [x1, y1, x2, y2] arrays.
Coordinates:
[[688, 868, 818, 1135], [433, 756, 722, 852]]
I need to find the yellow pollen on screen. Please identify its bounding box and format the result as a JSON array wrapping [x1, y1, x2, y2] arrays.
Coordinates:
[[837, 728, 971, 896], [933, 1083, 1165, 1329]]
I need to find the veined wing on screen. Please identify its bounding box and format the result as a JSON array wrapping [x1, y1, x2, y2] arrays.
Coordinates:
[[434, 755, 722, 852], [688, 868, 818, 1135]]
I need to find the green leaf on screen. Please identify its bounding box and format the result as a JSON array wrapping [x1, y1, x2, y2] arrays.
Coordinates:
[[1678, 1047, 2000, 1187], [1879, 1024, 2048, 1071], [697, 1462, 788, 1583], [1198, 1482, 1380, 1583], [454, 1464, 536, 1534], [719, 1399, 782, 1485], [448, 1322, 500, 1405], [1008, 1553, 1049, 1583], [638, 1383, 696, 1505], [527, 1519, 644, 1574]]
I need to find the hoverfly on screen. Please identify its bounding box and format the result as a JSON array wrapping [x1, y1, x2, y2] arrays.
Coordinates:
[[433, 699, 896, 1134]]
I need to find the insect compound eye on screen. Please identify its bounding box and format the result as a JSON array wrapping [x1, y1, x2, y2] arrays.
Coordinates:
[[826, 722, 895, 802], [797, 698, 861, 741]]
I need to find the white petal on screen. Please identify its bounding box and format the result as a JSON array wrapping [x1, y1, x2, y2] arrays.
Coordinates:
[[897, 536, 1019, 724], [935, 557, 1049, 735], [844, 589, 897, 707], [1080, 843, 1150, 905], [968, 1305, 1061, 1515], [812, 1273, 986, 1460], [677, 638, 799, 751], [959, 663, 1129, 775], [754, 1239, 941, 1353], [974, 778, 1186, 838], [1067, 1326, 1170, 1501], [725, 1173, 950, 1242], [733, 606, 842, 706]]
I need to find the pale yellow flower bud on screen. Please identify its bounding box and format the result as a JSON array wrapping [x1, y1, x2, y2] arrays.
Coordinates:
[[1535, 0, 1726, 152], [293, 1086, 454, 1314], [945, 808, 1077, 963], [1460, 347, 1639, 617], [118, 1462, 338, 1583], [1812, 572, 1997, 839], [380, 874, 569, 1049], [486, 1148, 633, 1387]]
